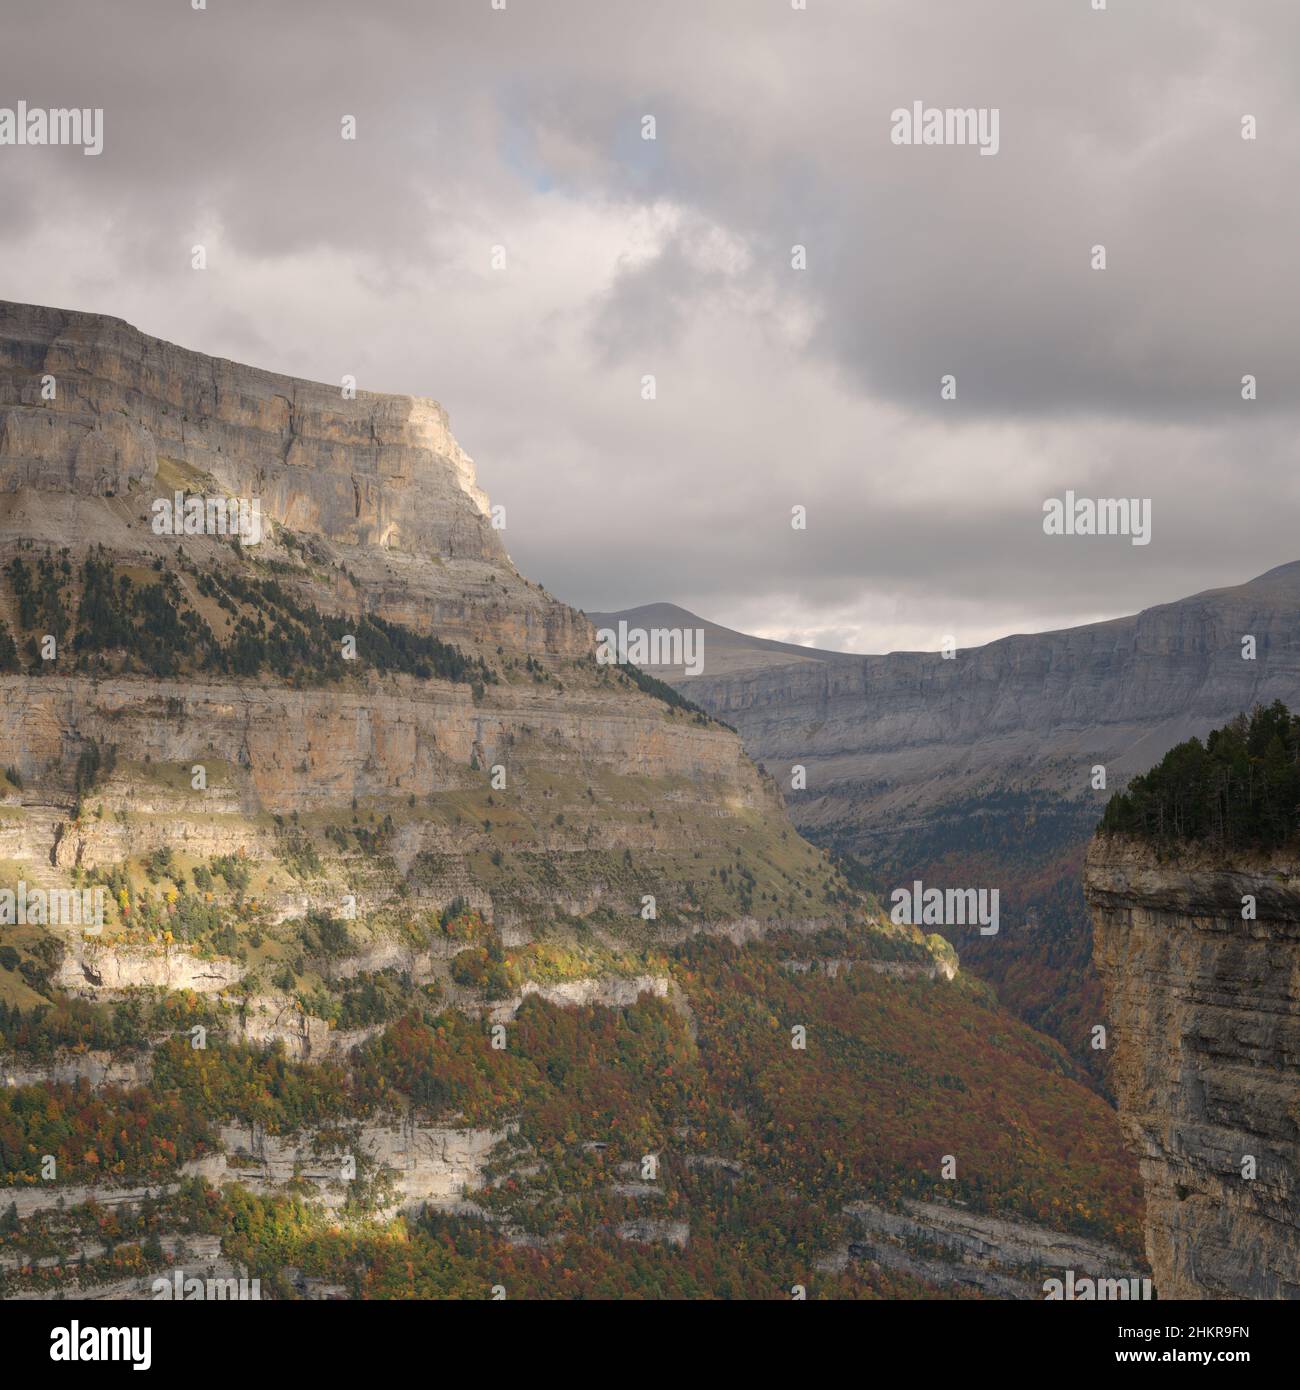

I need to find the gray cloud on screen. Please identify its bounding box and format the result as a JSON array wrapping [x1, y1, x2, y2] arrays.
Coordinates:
[[0, 0, 1296, 653]]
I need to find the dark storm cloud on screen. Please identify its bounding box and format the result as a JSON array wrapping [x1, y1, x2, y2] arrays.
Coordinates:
[[0, 0, 1296, 651]]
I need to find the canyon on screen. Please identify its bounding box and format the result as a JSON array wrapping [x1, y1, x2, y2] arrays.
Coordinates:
[[594, 569, 1300, 856], [599, 573, 1300, 1298], [0, 302, 1144, 1302]]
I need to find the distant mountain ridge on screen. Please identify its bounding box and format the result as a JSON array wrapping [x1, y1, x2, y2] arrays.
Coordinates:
[[599, 566, 1300, 1089], [596, 563, 1300, 845], [585, 602, 855, 677]]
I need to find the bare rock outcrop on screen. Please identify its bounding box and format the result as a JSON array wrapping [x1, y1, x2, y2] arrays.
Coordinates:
[[0, 301, 840, 941], [601, 569, 1300, 845], [1085, 834, 1300, 1299], [834, 1198, 1145, 1300], [192, 1119, 507, 1213], [52, 942, 244, 996], [486, 973, 673, 1023], [0, 300, 500, 563]]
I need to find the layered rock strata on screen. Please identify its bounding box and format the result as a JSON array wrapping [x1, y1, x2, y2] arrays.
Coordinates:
[[1085, 835, 1300, 1298]]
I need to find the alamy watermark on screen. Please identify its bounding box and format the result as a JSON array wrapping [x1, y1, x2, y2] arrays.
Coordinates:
[[0, 882, 105, 930], [891, 102, 1000, 156], [890, 879, 999, 936], [595, 620, 704, 677], [1043, 491, 1151, 546], [1043, 1270, 1154, 1301], [152, 493, 262, 544], [49, 1323, 149, 1370], [0, 102, 103, 156], [152, 1270, 261, 1300]]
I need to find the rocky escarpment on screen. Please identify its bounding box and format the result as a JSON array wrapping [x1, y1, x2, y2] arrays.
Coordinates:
[[598, 581, 1300, 1090], [187, 1119, 508, 1214], [0, 304, 871, 1307], [2, 1233, 239, 1302], [1085, 835, 1300, 1299], [0, 1113, 501, 1296], [600, 574, 1300, 849], [830, 1198, 1145, 1300], [52, 941, 245, 995], [0, 301, 498, 565], [0, 299, 586, 656], [0, 302, 850, 963]]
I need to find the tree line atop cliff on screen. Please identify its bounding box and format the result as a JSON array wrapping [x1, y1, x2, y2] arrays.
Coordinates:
[[1100, 701, 1300, 850]]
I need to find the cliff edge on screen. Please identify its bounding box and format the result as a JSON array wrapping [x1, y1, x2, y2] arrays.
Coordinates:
[[1085, 834, 1300, 1298], [0, 300, 854, 950]]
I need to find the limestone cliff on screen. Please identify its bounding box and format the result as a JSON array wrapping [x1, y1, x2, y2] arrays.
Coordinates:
[[597, 579, 1300, 1089], [1085, 835, 1300, 1298], [831, 1198, 1145, 1300], [0, 300, 590, 657], [598, 573, 1300, 849], [0, 305, 1141, 1305], [0, 300, 498, 565], [0, 301, 852, 1008]]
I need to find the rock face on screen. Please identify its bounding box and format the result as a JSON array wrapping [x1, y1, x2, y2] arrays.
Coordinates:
[[0, 300, 587, 659], [0, 1048, 152, 1090], [191, 1119, 507, 1213], [1085, 835, 1300, 1299], [487, 972, 672, 1023], [0, 672, 760, 820], [0, 301, 843, 937], [836, 1198, 1145, 1300], [0, 300, 498, 564], [616, 1218, 689, 1248], [598, 573, 1300, 847], [52, 942, 245, 996]]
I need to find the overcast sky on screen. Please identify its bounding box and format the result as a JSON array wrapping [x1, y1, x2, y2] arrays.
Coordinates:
[[2, 0, 1297, 653]]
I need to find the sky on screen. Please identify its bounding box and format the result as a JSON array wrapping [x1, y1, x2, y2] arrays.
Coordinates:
[[1, 0, 1297, 654]]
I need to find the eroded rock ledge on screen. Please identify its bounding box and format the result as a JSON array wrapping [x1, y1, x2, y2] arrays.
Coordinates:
[[1085, 834, 1300, 1299], [830, 1198, 1143, 1300]]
